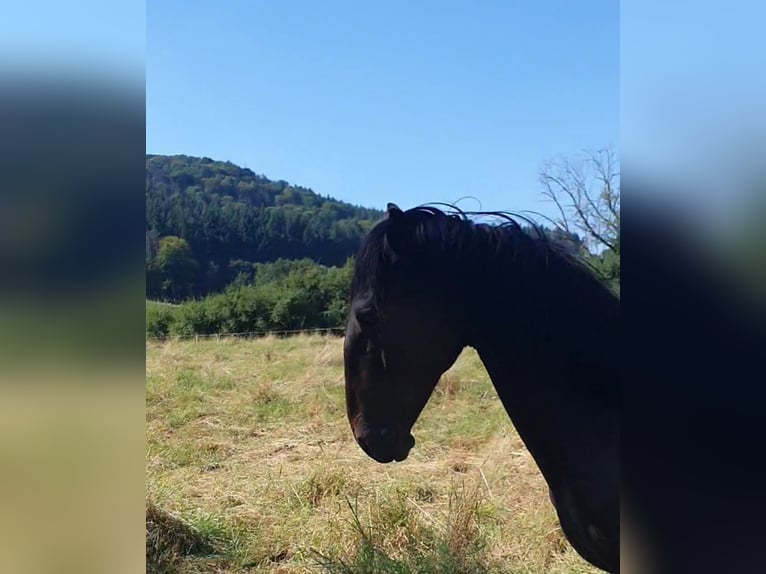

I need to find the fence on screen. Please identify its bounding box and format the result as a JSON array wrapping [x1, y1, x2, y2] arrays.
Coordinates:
[[146, 326, 346, 342]]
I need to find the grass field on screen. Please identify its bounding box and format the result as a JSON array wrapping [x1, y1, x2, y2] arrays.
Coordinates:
[[146, 335, 600, 574]]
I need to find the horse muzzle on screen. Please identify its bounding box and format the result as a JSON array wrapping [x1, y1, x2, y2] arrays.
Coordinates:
[[354, 426, 416, 463]]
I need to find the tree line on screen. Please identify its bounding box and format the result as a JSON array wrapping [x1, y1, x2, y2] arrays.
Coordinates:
[[146, 258, 353, 338], [145, 150, 621, 338], [146, 154, 382, 300]]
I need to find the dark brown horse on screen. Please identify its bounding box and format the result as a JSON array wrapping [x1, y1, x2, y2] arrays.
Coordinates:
[[343, 204, 619, 572]]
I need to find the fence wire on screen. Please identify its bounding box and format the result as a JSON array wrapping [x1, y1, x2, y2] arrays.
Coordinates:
[[146, 326, 346, 342]]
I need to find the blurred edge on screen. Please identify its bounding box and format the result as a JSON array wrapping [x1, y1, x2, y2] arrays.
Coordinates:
[[622, 1, 766, 572], [622, 186, 766, 573], [0, 1, 146, 572], [0, 74, 146, 374]]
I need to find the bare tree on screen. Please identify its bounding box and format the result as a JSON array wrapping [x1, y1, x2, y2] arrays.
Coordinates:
[[539, 147, 620, 254]]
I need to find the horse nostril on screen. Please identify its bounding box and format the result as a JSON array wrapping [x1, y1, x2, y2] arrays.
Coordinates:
[[379, 428, 391, 438]]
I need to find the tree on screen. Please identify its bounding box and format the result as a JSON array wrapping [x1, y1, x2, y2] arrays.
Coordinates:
[[539, 147, 620, 254], [539, 147, 620, 291], [154, 236, 198, 300]]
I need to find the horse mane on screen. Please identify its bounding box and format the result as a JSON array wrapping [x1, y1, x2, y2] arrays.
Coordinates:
[[351, 203, 611, 306]]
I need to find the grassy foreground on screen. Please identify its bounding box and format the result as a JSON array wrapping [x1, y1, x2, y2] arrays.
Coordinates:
[[146, 335, 599, 574]]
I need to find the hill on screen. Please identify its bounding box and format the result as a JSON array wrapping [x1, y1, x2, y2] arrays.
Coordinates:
[[146, 154, 383, 300], [145, 154, 608, 307]]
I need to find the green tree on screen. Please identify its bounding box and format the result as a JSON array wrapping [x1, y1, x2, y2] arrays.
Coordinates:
[[154, 236, 198, 300]]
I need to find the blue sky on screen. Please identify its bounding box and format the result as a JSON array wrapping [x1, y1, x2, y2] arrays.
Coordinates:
[[147, 1, 618, 217], [2, 1, 762, 228]]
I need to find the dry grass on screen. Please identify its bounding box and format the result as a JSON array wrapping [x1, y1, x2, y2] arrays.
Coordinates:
[[146, 335, 599, 573], [146, 500, 217, 573]]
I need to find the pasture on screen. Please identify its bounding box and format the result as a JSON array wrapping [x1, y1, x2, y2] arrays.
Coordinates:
[[146, 335, 599, 573]]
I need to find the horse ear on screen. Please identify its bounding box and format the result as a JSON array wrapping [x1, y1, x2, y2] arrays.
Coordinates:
[[386, 203, 403, 219], [383, 203, 404, 262]]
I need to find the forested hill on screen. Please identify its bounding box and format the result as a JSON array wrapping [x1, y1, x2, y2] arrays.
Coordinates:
[[146, 154, 383, 299]]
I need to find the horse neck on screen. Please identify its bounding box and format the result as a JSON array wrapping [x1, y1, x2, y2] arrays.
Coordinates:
[[459, 249, 619, 486], [477, 337, 617, 470]]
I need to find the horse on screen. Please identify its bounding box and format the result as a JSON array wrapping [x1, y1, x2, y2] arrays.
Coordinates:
[[343, 203, 619, 573]]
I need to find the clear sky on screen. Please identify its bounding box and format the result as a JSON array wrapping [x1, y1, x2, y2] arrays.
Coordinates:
[[2, 1, 761, 228], [147, 1, 618, 218]]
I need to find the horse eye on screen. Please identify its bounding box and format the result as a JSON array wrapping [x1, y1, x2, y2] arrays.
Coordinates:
[[356, 307, 378, 327]]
